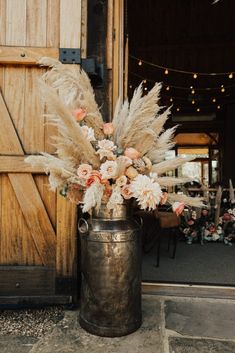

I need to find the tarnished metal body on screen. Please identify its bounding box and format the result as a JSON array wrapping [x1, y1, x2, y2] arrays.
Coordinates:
[[79, 203, 142, 337]]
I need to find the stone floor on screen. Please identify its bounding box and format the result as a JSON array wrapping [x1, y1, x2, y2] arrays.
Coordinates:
[[1, 295, 235, 353]]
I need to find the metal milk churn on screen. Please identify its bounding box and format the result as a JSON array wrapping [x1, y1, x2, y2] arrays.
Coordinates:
[[78, 202, 142, 337]]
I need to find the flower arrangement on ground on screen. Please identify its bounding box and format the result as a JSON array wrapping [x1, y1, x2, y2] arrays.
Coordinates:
[[25, 57, 204, 214]]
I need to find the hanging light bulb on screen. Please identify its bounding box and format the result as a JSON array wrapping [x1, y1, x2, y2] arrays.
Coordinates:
[[217, 105, 221, 109], [170, 98, 173, 102], [197, 108, 200, 112], [191, 89, 195, 94], [192, 100, 195, 105], [193, 73, 198, 79], [212, 98, 216, 103], [166, 86, 170, 91], [229, 73, 233, 79], [164, 68, 169, 75], [138, 60, 142, 66]]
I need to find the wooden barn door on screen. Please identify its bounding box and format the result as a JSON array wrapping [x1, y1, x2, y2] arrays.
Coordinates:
[[0, 0, 87, 303]]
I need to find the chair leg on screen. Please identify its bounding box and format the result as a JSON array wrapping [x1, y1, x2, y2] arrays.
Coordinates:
[[171, 228, 178, 259], [156, 232, 162, 267]]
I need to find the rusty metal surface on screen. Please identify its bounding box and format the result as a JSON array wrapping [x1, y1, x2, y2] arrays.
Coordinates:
[[79, 203, 142, 337]]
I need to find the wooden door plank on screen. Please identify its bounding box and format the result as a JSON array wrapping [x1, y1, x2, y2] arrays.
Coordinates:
[[4, 67, 25, 146], [56, 194, 77, 276], [0, 156, 44, 173], [47, 0, 60, 48], [60, 0, 82, 48], [6, 0, 26, 46], [81, 0, 87, 58], [24, 67, 45, 153], [9, 173, 56, 267], [26, 0, 47, 47], [0, 46, 58, 65], [0, 0, 6, 45], [1, 174, 43, 265], [0, 92, 24, 154], [34, 175, 57, 228]]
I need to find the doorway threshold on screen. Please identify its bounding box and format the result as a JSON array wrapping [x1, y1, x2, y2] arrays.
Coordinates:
[[142, 282, 235, 299]]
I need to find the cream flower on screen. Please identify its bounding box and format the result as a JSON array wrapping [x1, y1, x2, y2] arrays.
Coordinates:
[[81, 125, 96, 142], [77, 164, 92, 179], [130, 174, 162, 210], [116, 175, 127, 187], [97, 139, 117, 160], [100, 160, 118, 179], [121, 184, 134, 200]]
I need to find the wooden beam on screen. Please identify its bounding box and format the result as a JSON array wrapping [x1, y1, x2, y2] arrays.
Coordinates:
[[0, 156, 45, 173], [0, 46, 58, 65]]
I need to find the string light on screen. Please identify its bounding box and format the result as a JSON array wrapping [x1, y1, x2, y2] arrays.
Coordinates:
[[191, 89, 195, 94], [217, 105, 221, 109], [197, 108, 201, 112], [164, 69, 169, 75], [129, 85, 132, 89], [176, 107, 180, 112], [170, 98, 173, 102], [166, 86, 170, 91], [144, 87, 148, 91], [131, 55, 234, 77], [221, 85, 225, 92], [192, 100, 195, 105], [143, 79, 147, 83], [212, 98, 216, 103]]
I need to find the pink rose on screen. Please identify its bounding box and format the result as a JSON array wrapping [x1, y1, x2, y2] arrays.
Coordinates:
[[73, 108, 87, 122], [172, 202, 185, 216], [121, 184, 134, 200], [77, 164, 92, 179], [103, 122, 114, 135], [86, 171, 103, 187], [124, 147, 141, 160]]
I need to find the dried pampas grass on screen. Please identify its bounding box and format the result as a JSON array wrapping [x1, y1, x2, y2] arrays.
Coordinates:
[[152, 156, 194, 175], [82, 182, 104, 213], [154, 176, 192, 187], [168, 193, 205, 208]]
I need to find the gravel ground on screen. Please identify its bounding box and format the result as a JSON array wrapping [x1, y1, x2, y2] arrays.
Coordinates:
[[0, 306, 65, 338]]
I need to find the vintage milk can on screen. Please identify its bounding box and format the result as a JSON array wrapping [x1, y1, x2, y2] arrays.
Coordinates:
[[78, 202, 142, 337]]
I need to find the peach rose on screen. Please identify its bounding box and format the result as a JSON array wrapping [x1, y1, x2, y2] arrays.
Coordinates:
[[77, 164, 92, 179], [125, 166, 139, 179], [86, 171, 103, 187], [124, 147, 141, 160], [72, 108, 87, 122], [103, 122, 114, 135], [121, 184, 133, 200], [172, 202, 185, 216]]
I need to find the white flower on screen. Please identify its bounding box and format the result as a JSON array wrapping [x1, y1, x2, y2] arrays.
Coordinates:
[[81, 125, 96, 142], [97, 139, 117, 160], [100, 160, 117, 179], [116, 175, 127, 187], [130, 174, 162, 210]]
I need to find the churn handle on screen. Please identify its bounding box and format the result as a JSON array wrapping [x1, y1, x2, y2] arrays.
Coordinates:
[[78, 218, 89, 235]]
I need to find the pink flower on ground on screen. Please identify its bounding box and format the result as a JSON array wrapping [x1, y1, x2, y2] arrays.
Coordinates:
[[103, 122, 114, 135], [124, 147, 141, 160], [172, 202, 185, 216], [72, 108, 87, 122], [121, 184, 134, 200]]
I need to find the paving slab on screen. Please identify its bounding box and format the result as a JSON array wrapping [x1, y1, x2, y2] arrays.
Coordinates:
[[169, 337, 235, 353], [29, 296, 164, 353], [0, 336, 37, 353], [165, 299, 235, 339]]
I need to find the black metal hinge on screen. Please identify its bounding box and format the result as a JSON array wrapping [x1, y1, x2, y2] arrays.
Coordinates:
[[59, 48, 103, 88]]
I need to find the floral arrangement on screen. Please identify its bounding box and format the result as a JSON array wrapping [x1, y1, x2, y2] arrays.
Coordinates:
[[25, 57, 204, 214]]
